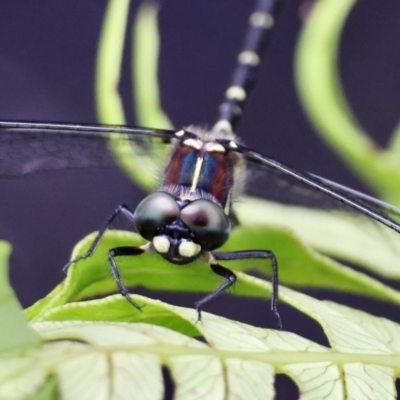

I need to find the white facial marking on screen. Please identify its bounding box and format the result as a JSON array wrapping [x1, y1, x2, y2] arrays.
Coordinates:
[[179, 241, 201, 258], [175, 129, 185, 137], [153, 236, 170, 254], [250, 12, 274, 29], [205, 142, 225, 153], [238, 50, 260, 67], [213, 120, 232, 133], [183, 138, 203, 150], [226, 86, 247, 101]]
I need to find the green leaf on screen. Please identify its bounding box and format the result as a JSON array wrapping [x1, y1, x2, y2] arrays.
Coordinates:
[[295, 0, 400, 205], [26, 230, 271, 321], [37, 295, 202, 338], [5, 291, 400, 399], [95, 0, 130, 126], [95, 0, 171, 192], [26, 376, 59, 400], [237, 196, 400, 279], [132, 1, 173, 130], [95, 0, 162, 191], [0, 241, 40, 353], [225, 225, 400, 304], [25, 227, 400, 323]]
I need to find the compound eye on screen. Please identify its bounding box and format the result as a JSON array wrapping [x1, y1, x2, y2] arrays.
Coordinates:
[[180, 199, 231, 251], [134, 192, 180, 241]]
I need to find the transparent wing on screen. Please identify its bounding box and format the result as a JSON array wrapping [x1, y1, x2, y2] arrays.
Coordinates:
[[307, 173, 400, 217], [238, 143, 400, 232], [2, 120, 400, 232], [0, 121, 176, 176], [235, 143, 400, 277], [1, 120, 400, 273]]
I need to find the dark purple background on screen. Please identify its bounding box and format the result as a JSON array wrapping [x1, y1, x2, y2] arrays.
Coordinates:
[[0, 0, 399, 395]]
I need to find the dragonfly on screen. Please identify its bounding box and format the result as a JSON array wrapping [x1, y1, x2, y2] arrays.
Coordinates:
[[1, 0, 400, 328]]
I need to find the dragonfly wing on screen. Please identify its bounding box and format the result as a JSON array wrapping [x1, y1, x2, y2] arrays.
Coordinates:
[[307, 172, 400, 218], [233, 144, 400, 276], [238, 144, 400, 235], [0, 121, 176, 177]]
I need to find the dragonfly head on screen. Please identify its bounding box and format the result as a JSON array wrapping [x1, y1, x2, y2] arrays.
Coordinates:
[[134, 192, 231, 264]]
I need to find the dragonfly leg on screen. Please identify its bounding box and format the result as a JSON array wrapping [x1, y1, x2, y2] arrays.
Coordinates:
[[194, 264, 236, 322], [108, 246, 145, 310], [214, 250, 282, 330], [63, 204, 135, 272]]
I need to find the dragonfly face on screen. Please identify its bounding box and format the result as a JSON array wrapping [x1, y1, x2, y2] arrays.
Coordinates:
[[135, 192, 230, 264]]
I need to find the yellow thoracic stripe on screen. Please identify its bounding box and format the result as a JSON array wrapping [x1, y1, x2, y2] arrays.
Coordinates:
[[190, 155, 204, 192]]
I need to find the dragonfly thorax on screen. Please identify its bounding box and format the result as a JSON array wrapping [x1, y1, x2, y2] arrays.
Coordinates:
[[164, 127, 244, 209], [133, 191, 231, 264]]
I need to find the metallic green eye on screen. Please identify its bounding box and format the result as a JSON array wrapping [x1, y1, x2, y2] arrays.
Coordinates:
[[180, 199, 231, 251], [134, 192, 180, 240]]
